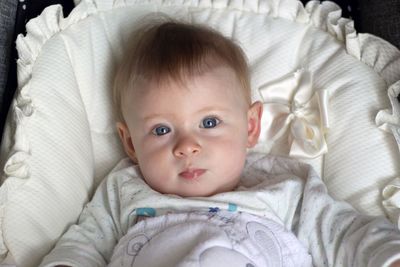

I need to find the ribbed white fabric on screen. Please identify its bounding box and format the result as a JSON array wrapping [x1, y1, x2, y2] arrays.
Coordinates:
[[0, 0, 399, 266]]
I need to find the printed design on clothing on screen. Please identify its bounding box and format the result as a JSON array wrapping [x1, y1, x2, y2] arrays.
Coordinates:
[[246, 221, 283, 266], [208, 207, 220, 213], [208, 203, 237, 214], [136, 207, 156, 217], [228, 203, 238, 212], [112, 211, 307, 267], [198, 247, 257, 267], [126, 234, 150, 266]]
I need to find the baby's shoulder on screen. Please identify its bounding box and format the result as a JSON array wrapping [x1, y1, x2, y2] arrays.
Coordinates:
[[110, 157, 141, 177], [244, 151, 312, 178], [101, 157, 144, 189]]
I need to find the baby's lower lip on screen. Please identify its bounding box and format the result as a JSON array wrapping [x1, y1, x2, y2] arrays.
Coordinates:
[[179, 169, 206, 179]]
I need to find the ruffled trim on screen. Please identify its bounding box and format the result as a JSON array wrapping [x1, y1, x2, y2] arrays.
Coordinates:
[[0, 1, 97, 259], [379, 80, 400, 226], [258, 69, 329, 159], [1, 0, 400, 260]]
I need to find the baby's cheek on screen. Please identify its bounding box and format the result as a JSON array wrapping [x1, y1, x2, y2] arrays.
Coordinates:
[[138, 149, 175, 189], [140, 153, 166, 176], [137, 140, 168, 169], [140, 166, 169, 193], [215, 137, 247, 170]]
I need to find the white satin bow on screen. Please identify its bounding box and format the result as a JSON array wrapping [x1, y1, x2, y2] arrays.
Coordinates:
[[258, 69, 329, 158], [376, 80, 400, 139]]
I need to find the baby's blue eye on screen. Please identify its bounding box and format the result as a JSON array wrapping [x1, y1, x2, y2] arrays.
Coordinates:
[[201, 117, 220, 129], [152, 126, 170, 136]]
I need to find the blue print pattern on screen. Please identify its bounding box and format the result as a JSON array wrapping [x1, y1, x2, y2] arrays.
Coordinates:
[[208, 207, 220, 213], [136, 208, 156, 217], [228, 203, 237, 212]]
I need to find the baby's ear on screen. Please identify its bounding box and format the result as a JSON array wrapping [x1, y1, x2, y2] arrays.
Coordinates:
[[116, 122, 138, 163], [246, 101, 263, 148]]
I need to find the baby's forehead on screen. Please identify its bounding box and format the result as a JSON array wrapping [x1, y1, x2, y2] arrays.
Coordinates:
[[122, 67, 248, 117], [132, 65, 241, 94]]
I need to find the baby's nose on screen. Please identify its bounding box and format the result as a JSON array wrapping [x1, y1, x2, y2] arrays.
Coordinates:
[[173, 136, 201, 157]]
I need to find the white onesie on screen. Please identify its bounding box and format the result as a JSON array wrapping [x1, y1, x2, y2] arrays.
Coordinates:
[[40, 152, 400, 267], [109, 210, 312, 267]]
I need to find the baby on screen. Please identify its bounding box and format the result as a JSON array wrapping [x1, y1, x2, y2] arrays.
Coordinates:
[[40, 18, 400, 267]]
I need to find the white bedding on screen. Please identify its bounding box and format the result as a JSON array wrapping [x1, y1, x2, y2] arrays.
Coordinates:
[[39, 152, 400, 267], [1, 0, 400, 266]]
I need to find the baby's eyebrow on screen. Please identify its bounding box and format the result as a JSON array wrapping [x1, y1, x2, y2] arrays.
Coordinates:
[[142, 113, 174, 122], [195, 106, 231, 114], [142, 106, 230, 122]]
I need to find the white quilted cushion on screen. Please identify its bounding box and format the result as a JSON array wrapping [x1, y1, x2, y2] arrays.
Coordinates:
[[0, 0, 400, 266]]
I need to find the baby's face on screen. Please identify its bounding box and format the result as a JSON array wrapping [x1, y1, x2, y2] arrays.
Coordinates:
[[117, 66, 262, 197]]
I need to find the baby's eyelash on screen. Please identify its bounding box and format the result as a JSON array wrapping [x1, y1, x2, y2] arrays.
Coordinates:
[[151, 125, 171, 136], [150, 116, 222, 136], [200, 116, 221, 129]]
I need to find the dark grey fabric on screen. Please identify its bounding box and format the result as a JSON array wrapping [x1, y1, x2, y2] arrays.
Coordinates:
[[301, 0, 358, 19], [358, 0, 400, 49], [0, 0, 27, 149], [0, 0, 74, 148], [301, 0, 400, 49], [0, 0, 18, 111]]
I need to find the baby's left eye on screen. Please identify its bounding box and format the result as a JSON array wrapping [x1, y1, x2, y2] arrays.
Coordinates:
[[201, 117, 221, 129]]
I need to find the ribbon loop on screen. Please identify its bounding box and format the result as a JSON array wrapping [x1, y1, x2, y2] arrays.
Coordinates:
[[258, 69, 329, 158]]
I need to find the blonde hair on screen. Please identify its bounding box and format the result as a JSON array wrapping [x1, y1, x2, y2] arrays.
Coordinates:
[[112, 16, 251, 123]]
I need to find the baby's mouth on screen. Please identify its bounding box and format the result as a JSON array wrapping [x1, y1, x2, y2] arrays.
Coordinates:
[[179, 169, 206, 180]]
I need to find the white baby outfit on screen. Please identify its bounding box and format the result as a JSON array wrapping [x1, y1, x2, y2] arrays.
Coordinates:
[[40, 152, 400, 267], [109, 210, 311, 267]]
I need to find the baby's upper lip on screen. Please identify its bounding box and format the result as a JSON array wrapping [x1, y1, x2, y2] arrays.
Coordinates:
[[179, 168, 207, 178], [182, 167, 204, 172]]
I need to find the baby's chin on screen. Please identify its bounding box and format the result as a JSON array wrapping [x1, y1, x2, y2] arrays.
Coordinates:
[[159, 181, 241, 198]]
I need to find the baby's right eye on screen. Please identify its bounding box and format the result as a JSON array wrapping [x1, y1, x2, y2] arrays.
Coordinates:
[[152, 125, 171, 136]]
